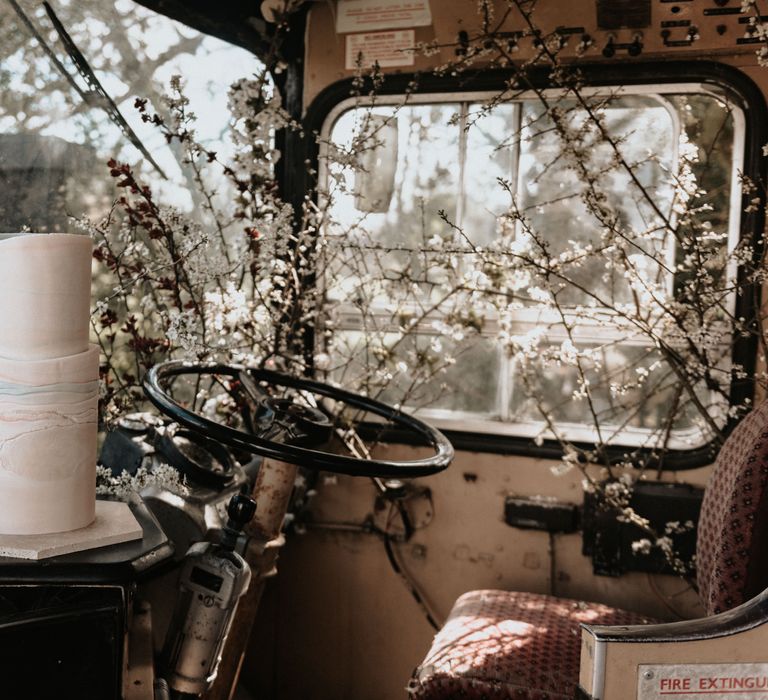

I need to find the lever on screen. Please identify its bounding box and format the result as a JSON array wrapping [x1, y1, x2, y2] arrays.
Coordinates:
[[220, 493, 257, 552], [455, 30, 470, 56], [602, 34, 616, 58]]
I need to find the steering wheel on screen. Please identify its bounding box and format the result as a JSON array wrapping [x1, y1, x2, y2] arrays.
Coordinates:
[[143, 361, 454, 478]]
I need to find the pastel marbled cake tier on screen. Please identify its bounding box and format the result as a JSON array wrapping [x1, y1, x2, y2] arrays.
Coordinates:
[[0, 233, 92, 360], [0, 234, 98, 535]]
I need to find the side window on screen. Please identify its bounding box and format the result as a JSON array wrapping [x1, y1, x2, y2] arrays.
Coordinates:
[[320, 88, 742, 450]]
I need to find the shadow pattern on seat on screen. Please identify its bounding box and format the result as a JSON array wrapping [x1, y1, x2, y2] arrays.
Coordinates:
[[409, 401, 768, 699], [408, 590, 653, 699]]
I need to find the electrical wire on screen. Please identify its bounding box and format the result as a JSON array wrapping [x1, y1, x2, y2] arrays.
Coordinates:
[[647, 572, 693, 620], [304, 512, 443, 631], [383, 503, 442, 631], [383, 533, 441, 631], [549, 532, 557, 597]]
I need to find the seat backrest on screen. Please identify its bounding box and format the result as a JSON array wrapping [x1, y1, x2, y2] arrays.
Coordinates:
[[697, 400, 768, 615]]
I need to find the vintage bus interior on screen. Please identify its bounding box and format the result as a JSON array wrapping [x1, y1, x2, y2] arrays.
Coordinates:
[[3, 1, 768, 699]]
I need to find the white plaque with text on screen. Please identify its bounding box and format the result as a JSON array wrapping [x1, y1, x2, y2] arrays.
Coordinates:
[[337, 0, 431, 33], [345, 30, 415, 69], [638, 663, 768, 699]]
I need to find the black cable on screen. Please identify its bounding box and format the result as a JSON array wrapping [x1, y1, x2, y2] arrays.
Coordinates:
[[307, 510, 442, 631], [549, 531, 556, 597], [383, 533, 440, 631]]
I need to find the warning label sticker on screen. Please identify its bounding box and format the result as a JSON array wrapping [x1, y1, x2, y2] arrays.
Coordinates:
[[638, 663, 768, 699], [337, 0, 432, 33], [345, 30, 415, 70]]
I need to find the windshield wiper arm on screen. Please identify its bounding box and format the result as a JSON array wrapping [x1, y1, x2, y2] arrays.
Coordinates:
[[6, 0, 89, 102], [5, 0, 167, 179], [42, 1, 167, 179]]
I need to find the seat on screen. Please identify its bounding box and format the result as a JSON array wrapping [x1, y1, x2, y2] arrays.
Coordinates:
[[409, 400, 768, 699]]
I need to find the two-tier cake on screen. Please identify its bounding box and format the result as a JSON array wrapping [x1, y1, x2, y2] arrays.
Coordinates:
[[0, 233, 98, 535]]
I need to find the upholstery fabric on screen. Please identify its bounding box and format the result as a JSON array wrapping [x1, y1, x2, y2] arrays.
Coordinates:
[[411, 401, 768, 698], [697, 400, 768, 615], [408, 590, 654, 699]]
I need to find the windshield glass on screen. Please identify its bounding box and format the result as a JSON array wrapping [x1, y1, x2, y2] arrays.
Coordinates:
[[0, 0, 261, 231]]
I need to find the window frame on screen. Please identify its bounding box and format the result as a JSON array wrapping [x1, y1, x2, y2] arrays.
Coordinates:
[[303, 61, 768, 468]]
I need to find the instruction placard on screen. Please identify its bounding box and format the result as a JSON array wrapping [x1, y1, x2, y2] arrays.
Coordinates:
[[638, 663, 768, 699], [345, 30, 415, 69], [337, 0, 431, 33]]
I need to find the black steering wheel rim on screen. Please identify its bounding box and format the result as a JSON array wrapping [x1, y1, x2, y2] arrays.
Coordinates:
[[143, 361, 454, 477]]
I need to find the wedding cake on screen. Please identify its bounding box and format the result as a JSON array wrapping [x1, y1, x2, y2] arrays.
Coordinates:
[[0, 233, 98, 535]]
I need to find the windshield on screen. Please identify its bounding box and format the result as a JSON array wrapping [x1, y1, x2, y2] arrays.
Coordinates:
[[0, 0, 261, 231]]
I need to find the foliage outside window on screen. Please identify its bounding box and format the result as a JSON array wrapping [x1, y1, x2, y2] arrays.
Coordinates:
[[320, 88, 744, 456]]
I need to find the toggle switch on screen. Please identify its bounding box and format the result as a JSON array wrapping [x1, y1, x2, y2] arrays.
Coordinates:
[[602, 34, 616, 57]]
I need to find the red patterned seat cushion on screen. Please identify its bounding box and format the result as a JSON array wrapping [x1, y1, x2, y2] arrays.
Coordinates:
[[408, 590, 654, 699], [697, 400, 768, 615]]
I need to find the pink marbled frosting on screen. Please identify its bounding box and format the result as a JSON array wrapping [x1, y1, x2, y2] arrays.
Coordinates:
[[0, 234, 98, 535], [0, 233, 92, 360]]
